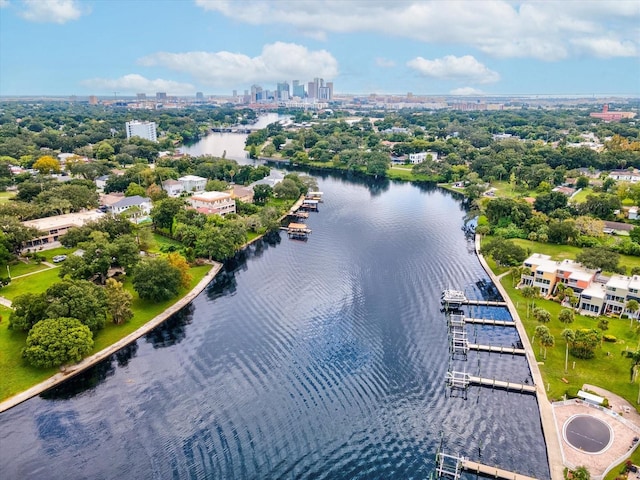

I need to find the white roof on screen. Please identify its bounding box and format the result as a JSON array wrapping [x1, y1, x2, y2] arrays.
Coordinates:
[[628, 275, 640, 291], [536, 261, 557, 273], [580, 283, 606, 299], [191, 191, 232, 201], [23, 211, 104, 231], [179, 175, 207, 182], [577, 390, 604, 405], [523, 253, 551, 266], [607, 275, 630, 290]]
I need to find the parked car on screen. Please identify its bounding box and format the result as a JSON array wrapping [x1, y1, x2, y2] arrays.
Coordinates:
[[52, 255, 67, 263]]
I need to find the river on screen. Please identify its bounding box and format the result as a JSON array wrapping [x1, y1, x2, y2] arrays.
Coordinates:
[[180, 113, 287, 160], [0, 172, 549, 479]]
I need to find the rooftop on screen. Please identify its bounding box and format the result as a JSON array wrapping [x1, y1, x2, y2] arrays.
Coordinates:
[[23, 211, 105, 231], [191, 191, 232, 201]]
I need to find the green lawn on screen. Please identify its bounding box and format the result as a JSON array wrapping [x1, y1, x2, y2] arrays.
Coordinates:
[[500, 273, 639, 405], [0, 191, 16, 203], [488, 180, 535, 199], [0, 264, 212, 400], [570, 186, 593, 203], [0, 267, 61, 301], [4, 260, 48, 278]]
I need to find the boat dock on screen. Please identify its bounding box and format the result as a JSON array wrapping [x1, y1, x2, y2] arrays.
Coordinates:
[[440, 290, 506, 310], [305, 191, 324, 202], [286, 222, 312, 240], [299, 199, 319, 211], [445, 371, 536, 394], [467, 343, 526, 355], [436, 452, 537, 480], [464, 317, 514, 327]]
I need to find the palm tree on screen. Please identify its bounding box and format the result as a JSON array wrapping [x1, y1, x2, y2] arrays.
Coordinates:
[[533, 307, 551, 324], [535, 325, 552, 358], [626, 299, 639, 327], [571, 466, 591, 480], [559, 308, 575, 324], [562, 329, 575, 373], [521, 286, 540, 318], [623, 349, 640, 383]]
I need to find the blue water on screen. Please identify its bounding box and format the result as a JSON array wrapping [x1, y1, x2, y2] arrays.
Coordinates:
[[0, 175, 549, 479]]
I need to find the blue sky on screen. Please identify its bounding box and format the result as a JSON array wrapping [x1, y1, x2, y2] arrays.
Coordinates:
[[1, 0, 639, 97]]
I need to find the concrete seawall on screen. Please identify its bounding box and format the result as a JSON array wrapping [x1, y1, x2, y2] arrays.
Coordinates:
[[0, 262, 222, 414], [474, 234, 564, 480]]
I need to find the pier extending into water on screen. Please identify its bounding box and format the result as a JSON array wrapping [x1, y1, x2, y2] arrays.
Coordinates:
[[436, 452, 537, 480], [441, 289, 507, 310], [445, 371, 536, 394]]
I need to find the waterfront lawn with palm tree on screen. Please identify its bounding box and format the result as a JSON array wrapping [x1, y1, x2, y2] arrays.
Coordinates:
[[501, 272, 640, 406]]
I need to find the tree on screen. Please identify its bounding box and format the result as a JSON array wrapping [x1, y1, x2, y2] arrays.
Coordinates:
[[133, 257, 181, 302], [576, 176, 590, 189], [206, 179, 228, 192], [521, 286, 540, 318], [534, 325, 554, 359], [8, 292, 48, 331], [568, 466, 591, 480], [22, 317, 94, 368], [32, 155, 61, 174], [95, 141, 115, 160], [570, 329, 601, 359], [253, 184, 272, 205], [626, 299, 639, 327], [480, 237, 527, 266], [533, 191, 567, 215], [150, 197, 185, 234], [45, 279, 108, 331], [273, 178, 301, 199], [561, 329, 575, 373], [558, 308, 575, 324], [622, 349, 640, 382], [125, 182, 146, 197], [576, 247, 619, 272], [105, 278, 133, 325], [166, 252, 192, 289], [533, 307, 551, 323]]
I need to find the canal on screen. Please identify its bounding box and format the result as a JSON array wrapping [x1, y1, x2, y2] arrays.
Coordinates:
[[0, 172, 549, 479]]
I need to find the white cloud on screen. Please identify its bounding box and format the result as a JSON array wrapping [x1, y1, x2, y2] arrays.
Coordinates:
[[0, 0, 10, 8], [139, 42, 339, 87], [81, 74, 196, 95], [407, 55, 500, 84], [450, 87, 484, 95], [19, 0, 85, 23], [194, 0, 640, 60], [571, 37, 638, 58], [375, 57, 396, 68]]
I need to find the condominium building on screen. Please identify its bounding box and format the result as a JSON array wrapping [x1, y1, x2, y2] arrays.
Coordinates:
[[520, 252, 640, 317], [125, 120, 158, 142], [178, 175, 207, 193]]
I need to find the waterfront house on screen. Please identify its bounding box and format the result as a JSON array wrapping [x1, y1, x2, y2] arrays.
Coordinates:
[[22, 210, 105, 250], [408, 151, 438, 164], [188, 191, 236, 216], [179, 175, 207, 193], [228, 185, 254, 203]]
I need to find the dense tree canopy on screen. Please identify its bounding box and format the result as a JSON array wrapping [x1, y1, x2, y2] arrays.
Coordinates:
[[22, 317, 94, 368]]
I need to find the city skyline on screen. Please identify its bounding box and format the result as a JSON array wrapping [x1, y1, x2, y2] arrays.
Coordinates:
[[0, 0, 639, 97]]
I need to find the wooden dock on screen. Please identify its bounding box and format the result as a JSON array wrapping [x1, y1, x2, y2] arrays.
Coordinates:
[[461, 458, 538, 480], [464, 317, 514, 327], [467, 343, 526, 355], [286, 222, 312, 240]]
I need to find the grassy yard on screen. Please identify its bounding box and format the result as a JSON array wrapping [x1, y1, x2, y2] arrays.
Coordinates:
[[500, 272, 639, 406], [5, 260, 48, 278], [570, 186, 594, 203], [0, 191, 16, 203], [0, 264, 212, 401], [0, 267, 61, 301], [488, 180, 535, 199]]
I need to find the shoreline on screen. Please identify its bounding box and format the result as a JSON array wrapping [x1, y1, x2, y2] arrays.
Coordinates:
[[0, 196, 304, 413], [0, 261, 222, 414], [474, 233, 564, 480]]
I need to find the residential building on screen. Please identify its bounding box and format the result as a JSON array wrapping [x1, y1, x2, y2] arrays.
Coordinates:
[[408, 151, 438, 164], [22, 211, 104, 250], [608, 169, 640, 183], [629, 207, 638, 220], [228, 185, 254, 203], [520, 254, 596, 297], [188, 191, 236, 216], [95, 174, 110, 191], [579, 283, 607, 316], [178, 175, 207, 193], [109, 195, 152, 217], [125, 120, 158, 142], [162, 179, 185, 197]]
